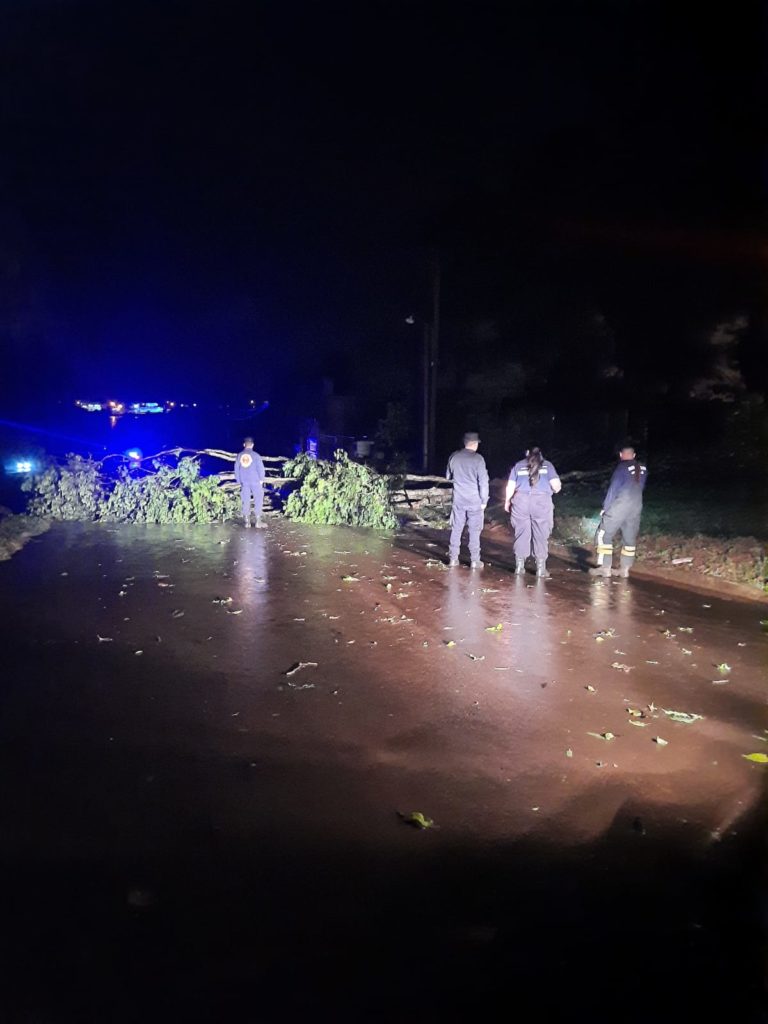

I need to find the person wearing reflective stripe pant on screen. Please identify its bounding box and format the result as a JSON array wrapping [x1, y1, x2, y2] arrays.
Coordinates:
[[446, 431, 489, 569], [590, 445, 647, 578], [505, 447, 562, 577], [234, 437, 267, 528]]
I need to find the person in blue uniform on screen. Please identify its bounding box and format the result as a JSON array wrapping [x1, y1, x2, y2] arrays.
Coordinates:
[[590, 445, 647, 578], [505, 447, 561, 578], [234, 437, 266, 528], [445, 431, 489, 569]]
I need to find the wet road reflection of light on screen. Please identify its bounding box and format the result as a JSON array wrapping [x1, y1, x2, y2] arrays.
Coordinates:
[[232, 531, 270, 609]]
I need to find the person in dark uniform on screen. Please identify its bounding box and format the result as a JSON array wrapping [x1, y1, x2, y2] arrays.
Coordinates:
[[590, 445, 647, 578], [505, 447, 561, 578], [234, 437, 266, 528], [446, 431, 489, 569]]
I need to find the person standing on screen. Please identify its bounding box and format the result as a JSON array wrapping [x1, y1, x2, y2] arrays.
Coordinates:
[[590, 445, 647, 578], [234, 437, 266, 528], [446, 431, 489, 569], [505, 447, 561, 578]]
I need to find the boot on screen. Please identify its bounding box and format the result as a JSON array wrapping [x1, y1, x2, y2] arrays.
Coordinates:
[[514, 560, 526, 575], [614, 548, 635, 578], [255, 518, 267, 530], [447, 557, 459, 568], [536, 559, 550, 578], [590, 547, 613, 577], [471, 560, 484, 570], [244, 517, 251, 529]]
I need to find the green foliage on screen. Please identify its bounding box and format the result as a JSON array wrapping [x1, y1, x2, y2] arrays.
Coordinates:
[[283, 450, 397, 529], [22, 455, 105, 520], [24, 454, 239, 524], [105, 457, 238, 524]]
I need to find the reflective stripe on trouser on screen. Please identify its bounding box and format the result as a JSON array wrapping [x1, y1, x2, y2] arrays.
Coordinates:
[[620, 544, 636, 573], [449, 505, 484, 562], [241, 481, 264, 519], [598, 502, 642, 567], [510, 492, 553, 561]]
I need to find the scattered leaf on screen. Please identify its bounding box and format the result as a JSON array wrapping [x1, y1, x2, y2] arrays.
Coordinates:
[[284, 661, 319, 677], [399, 811, 435, 829], [444, 640, 457, 648], [662, 709, 703, 724], [342, 575, 360, 582], [628, 720, 646, 728], [171, 609, 185, 618], [678, 626, 693, 633], [611, 663, 633, 673], [587, 731, 615, 741], [565, 748, 573, 758], [225, 608, 244, 615], [626, 708, 645, 718], [712, 679, 729, 685], [716, 663, 732, 674], [96, 635, 114, 642], [485, 623, 503, 633], [585, 685, 596, 693], [653, 736, 668, 746], [742, 753, 768, 764], [212, 597, 233, 604], [467, 653, 485, 661]]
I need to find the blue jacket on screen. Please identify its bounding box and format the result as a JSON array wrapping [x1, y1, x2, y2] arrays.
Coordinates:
[[603, 460, 647, 511], [509, 458, 560, 496], [234, 448, 265, 485]]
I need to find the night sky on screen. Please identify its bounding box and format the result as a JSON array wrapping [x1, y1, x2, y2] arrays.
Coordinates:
[[0, 0, 763, 411]]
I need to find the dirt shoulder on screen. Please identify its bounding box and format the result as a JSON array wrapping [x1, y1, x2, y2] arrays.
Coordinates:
[[0, 513, 50, 561]]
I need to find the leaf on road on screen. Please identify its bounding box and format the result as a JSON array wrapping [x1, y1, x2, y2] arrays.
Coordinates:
[[485, 623, 503, 632], [742, 753, 768, 764], [157, 582, 174, 588], [712, 679, 729, 685], [626, 708, 646, 718], [611, 663, 633, 673], [467, 653, 485, 661], [585, 685, 596, 693], [342, 576, 360, 582], [398, 811, 435, 830], [444, 639, 457, 647], [678, 626, 693, 633], [587, 731, 615, 741], [171, 609, 185, 618], [594, 629, 616, 640], [628, 720, 646, 728], [653, 736, 668, 746], [566, 748, 573, 758], [285, 681, 315, 690], [662, 709, 703, 724], [96, 635, 114, 642], [212, 597, 233, 604], [716, 663, 732, 673], [225, 608, 243, 615], [285, 661, 319, 677]]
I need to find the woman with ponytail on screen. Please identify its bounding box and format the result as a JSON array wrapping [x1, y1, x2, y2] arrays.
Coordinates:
[[504, 447, 562, 577]]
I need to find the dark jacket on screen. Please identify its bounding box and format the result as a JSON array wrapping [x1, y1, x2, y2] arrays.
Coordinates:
[[446, 448, 489, 508], [603, 460, 647, 511]]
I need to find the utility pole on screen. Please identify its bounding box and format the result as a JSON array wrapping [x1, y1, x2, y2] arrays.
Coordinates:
[[428, 251, 440, 472], [421, 321, 430, 474]]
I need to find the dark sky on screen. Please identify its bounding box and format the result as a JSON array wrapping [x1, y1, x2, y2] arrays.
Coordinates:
[[0, 0, 763, 408]]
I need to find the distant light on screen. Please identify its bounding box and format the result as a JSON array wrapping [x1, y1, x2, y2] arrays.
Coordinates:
[[15, 460, 33, 473], [125, 448, 142, 462], [405, 315, 415, 324], [192, 403, 197, 408]]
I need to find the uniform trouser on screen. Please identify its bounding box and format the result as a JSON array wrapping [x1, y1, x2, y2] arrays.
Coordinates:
[[241, 481, 264, 520], [511, 493, 553, 561], [449, 505, 484, 562], [596, 500, 642, 572]]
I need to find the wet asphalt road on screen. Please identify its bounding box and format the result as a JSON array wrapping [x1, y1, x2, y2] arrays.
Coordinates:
[[0, 521, 765, 1022]]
